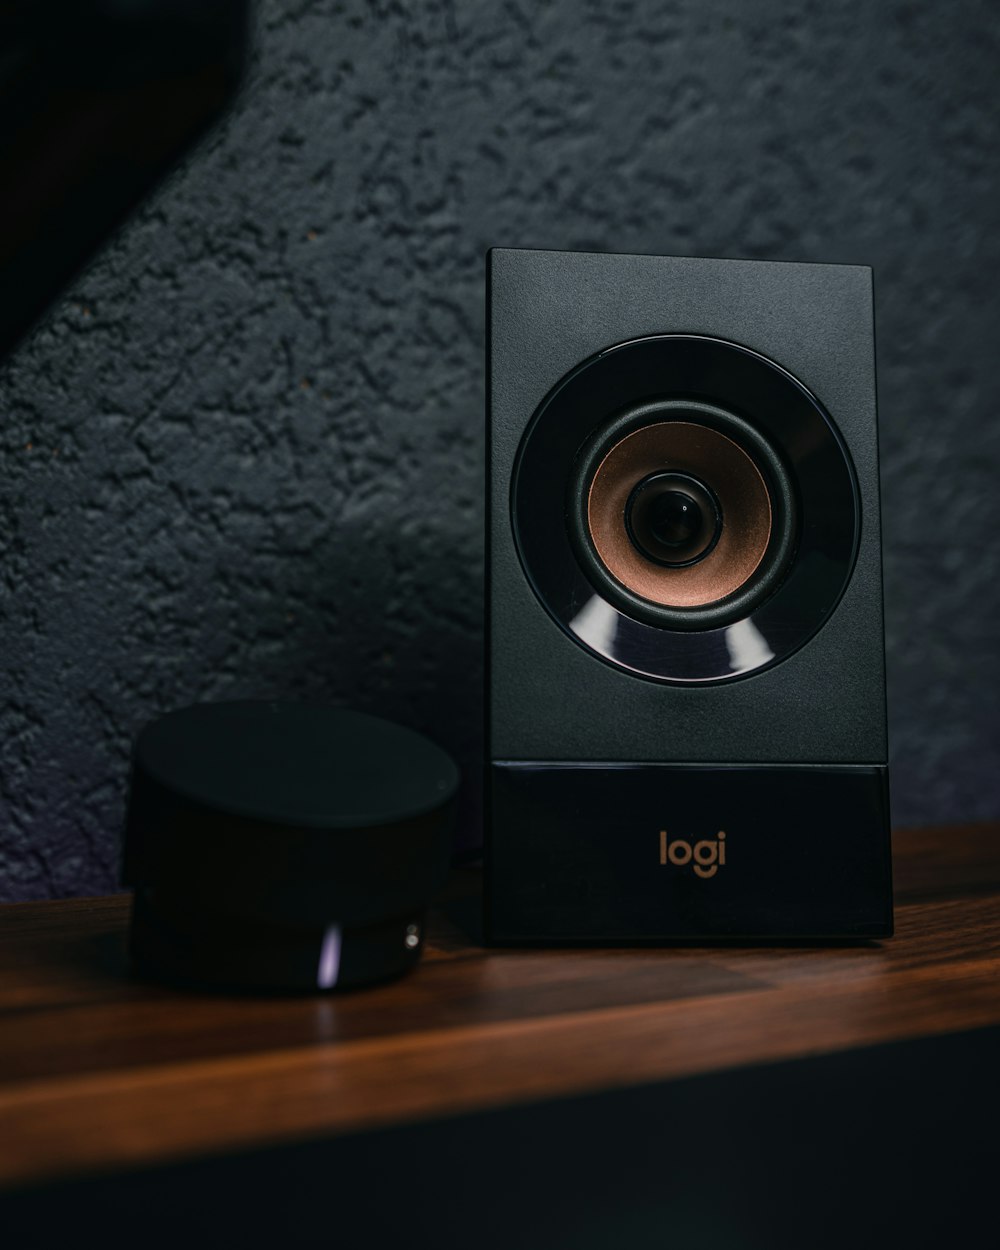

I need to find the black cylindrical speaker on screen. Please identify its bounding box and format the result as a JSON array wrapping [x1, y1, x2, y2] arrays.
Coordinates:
[[123, 701, 459, 991]]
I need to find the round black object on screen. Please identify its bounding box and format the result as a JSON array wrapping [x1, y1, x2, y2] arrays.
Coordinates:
[[625, 472, 722, 567], [123, 701, 459, 992]]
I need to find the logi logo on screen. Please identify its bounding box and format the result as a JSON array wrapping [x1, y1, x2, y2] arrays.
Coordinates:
[[659, 829, 726, 879]]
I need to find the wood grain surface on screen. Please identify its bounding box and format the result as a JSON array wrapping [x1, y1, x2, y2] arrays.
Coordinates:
[[1, 822, 998, 1188]]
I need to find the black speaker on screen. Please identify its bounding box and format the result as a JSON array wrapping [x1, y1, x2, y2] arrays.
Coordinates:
[[486, 248, 892, 942]]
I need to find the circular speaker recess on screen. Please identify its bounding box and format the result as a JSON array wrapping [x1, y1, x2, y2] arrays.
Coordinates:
[[511, 335, 860, 684]]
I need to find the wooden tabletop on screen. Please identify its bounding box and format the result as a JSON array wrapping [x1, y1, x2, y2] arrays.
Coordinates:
[[1, 821, 998, 1191]]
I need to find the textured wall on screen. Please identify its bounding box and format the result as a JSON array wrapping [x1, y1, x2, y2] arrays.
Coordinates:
[[1, 0, 998, 900]]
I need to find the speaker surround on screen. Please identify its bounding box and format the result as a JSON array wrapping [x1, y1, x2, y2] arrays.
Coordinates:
[[488, 248, 892, 942]]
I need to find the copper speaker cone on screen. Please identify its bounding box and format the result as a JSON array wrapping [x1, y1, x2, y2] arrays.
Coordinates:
[[586, 421, 772, 609]]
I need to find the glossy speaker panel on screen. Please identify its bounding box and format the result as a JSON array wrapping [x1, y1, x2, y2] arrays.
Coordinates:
[[488, 763, 892, 942]]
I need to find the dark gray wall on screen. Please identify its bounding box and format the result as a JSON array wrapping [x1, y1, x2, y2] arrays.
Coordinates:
[[1, 0, 997, 900]]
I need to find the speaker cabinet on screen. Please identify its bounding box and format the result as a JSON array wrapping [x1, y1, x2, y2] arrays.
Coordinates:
[[486, 248, 892, 942]]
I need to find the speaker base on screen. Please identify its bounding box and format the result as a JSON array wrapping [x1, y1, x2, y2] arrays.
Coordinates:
[[487, 763, 892, 942]]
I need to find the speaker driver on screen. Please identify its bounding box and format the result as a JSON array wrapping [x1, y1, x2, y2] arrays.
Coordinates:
[[588, 422, 770, 607], [568, 397, 798, 632]]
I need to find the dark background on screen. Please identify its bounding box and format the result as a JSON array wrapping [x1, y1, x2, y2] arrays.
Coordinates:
[[0, 0, 997, 901]]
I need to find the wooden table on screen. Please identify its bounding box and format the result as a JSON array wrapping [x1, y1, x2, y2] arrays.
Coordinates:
[[1, 823, 998, 1247]]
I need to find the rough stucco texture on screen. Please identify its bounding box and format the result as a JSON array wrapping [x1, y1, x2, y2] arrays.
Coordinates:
[[1, 0, 998, 899]]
